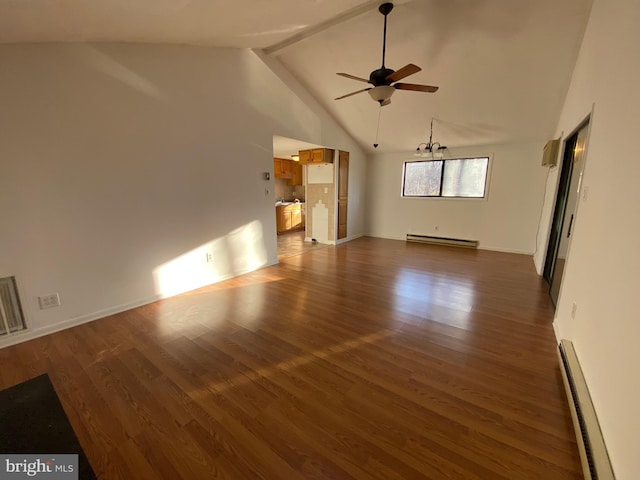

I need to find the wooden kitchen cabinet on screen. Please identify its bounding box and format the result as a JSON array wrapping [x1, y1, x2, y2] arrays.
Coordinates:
[[276, 206, 290, 233], [298, 148, 334, 165], [287, 161, 303, 186], [276, 203, 304, 234], [273, 158, 293, 179], [291, 207, 302, 229], [282, 159, 292, 178], [298, 150, 311, 164]]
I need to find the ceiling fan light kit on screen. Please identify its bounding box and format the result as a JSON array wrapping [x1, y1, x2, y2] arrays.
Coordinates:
[[368, 85, 395, 103], [334, 2, 439, 106]]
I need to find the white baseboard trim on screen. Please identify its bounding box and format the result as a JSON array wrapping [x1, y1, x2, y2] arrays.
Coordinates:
[[477, 245, 532, 255], [0, 293, 162, 349], [336, 233, 364, 245], [363, 233, 404, 241], [301, 233, 364, 246], [552, 320, 562, 343], [0, 260, 281, 350], [304, 237, 333, 245]]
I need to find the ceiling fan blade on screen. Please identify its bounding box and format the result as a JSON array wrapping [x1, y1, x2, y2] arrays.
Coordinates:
[[336, 72, 370, 83], [394, 83, 439, 93], [386, 64, 421, 82], [334, 88, 371, 100]]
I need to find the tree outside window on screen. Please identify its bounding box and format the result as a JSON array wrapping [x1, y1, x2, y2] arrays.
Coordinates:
[[402, 157, 489, 198]]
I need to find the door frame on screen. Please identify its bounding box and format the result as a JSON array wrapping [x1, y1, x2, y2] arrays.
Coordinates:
[[337, 151, 349, 241], [542, 115, 591, 306]]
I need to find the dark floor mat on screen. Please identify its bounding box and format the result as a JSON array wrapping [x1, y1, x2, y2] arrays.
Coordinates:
[[0, 374, 97, 480]]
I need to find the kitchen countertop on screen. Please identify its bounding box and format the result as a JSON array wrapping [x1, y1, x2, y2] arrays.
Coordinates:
[[275, 201, 305, 206]]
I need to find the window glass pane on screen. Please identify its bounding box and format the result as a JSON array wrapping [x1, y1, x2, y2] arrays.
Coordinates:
[[403, 161, 442, 196], [442, 158, 488, 197]]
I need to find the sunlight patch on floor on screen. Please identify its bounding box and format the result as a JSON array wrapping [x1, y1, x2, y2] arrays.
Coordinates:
[[393, 267, 476, 329], [190, 329, 394, 398]]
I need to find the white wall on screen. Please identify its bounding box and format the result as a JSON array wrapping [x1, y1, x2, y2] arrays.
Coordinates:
[[534, 0, 640, 477], [0, 43, 366, 345], [366, 142, 549, 254]]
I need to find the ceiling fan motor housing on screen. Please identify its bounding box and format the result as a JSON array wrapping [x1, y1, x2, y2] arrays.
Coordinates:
[[370, 67, 395, 86]]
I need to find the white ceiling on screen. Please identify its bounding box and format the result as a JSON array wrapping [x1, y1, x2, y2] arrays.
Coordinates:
[[0, 0, 593, 155]]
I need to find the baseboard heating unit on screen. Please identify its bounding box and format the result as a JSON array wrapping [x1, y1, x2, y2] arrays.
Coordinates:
[[406, 234, 478, 249], [558, 339, 616, 480]]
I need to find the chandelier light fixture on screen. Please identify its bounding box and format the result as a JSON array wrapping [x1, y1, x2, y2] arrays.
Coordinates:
[[415, 118, 447, 159]]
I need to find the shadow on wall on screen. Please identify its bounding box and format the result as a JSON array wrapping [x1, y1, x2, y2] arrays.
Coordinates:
[[152, 220, 268, 298]]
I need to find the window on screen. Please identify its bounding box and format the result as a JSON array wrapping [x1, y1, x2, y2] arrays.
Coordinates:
[[402, 157, 489, 198]]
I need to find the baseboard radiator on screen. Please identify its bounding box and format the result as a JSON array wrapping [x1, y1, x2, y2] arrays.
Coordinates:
[[406, 234, 478, 249], [558, 340, 616, 480]]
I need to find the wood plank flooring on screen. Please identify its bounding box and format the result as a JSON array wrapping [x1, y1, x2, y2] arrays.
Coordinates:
[[277, 230, 327, 259], [0, 237, 581, 479]]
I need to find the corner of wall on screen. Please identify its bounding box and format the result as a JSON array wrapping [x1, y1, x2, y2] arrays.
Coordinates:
[[552, 318, 562, 344]]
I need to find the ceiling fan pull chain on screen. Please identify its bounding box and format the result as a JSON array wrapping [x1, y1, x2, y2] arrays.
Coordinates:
[[374, 105, 382, 148]]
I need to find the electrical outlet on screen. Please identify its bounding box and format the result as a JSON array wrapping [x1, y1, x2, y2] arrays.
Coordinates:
[[571, 302, 577, 319], [38, 293, 60, 310], [206, 252, 214, 263], [435, 225, 439, 231]]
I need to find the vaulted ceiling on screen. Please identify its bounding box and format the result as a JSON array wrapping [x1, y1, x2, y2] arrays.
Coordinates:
[[0, 0, 593, 154]]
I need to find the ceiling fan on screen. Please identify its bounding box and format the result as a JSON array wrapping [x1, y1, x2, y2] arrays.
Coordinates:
[[334, 2, 438, 106]]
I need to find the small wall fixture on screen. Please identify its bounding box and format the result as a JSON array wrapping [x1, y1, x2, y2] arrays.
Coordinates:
[[542, 139, 560, 166], [415, 118, 447, 159]]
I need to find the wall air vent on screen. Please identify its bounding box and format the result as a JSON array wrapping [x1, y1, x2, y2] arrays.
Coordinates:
[[0, 276, 27, 336]]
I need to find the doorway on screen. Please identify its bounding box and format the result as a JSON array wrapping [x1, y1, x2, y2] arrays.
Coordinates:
[[543, 119, 590, 306], [337, 151, 349, 240]]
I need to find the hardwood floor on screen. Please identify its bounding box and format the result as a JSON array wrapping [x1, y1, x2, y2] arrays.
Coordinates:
[[0, 237, 581, 479], [277, 230, 327, 259]]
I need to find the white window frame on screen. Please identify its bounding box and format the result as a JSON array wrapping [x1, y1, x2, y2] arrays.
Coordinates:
[[401, 156, 491, 199]]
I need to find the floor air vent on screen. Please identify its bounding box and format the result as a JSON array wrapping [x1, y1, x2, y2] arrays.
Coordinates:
[[558, 339, 615, 480], [406, 234, 478, 249]]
